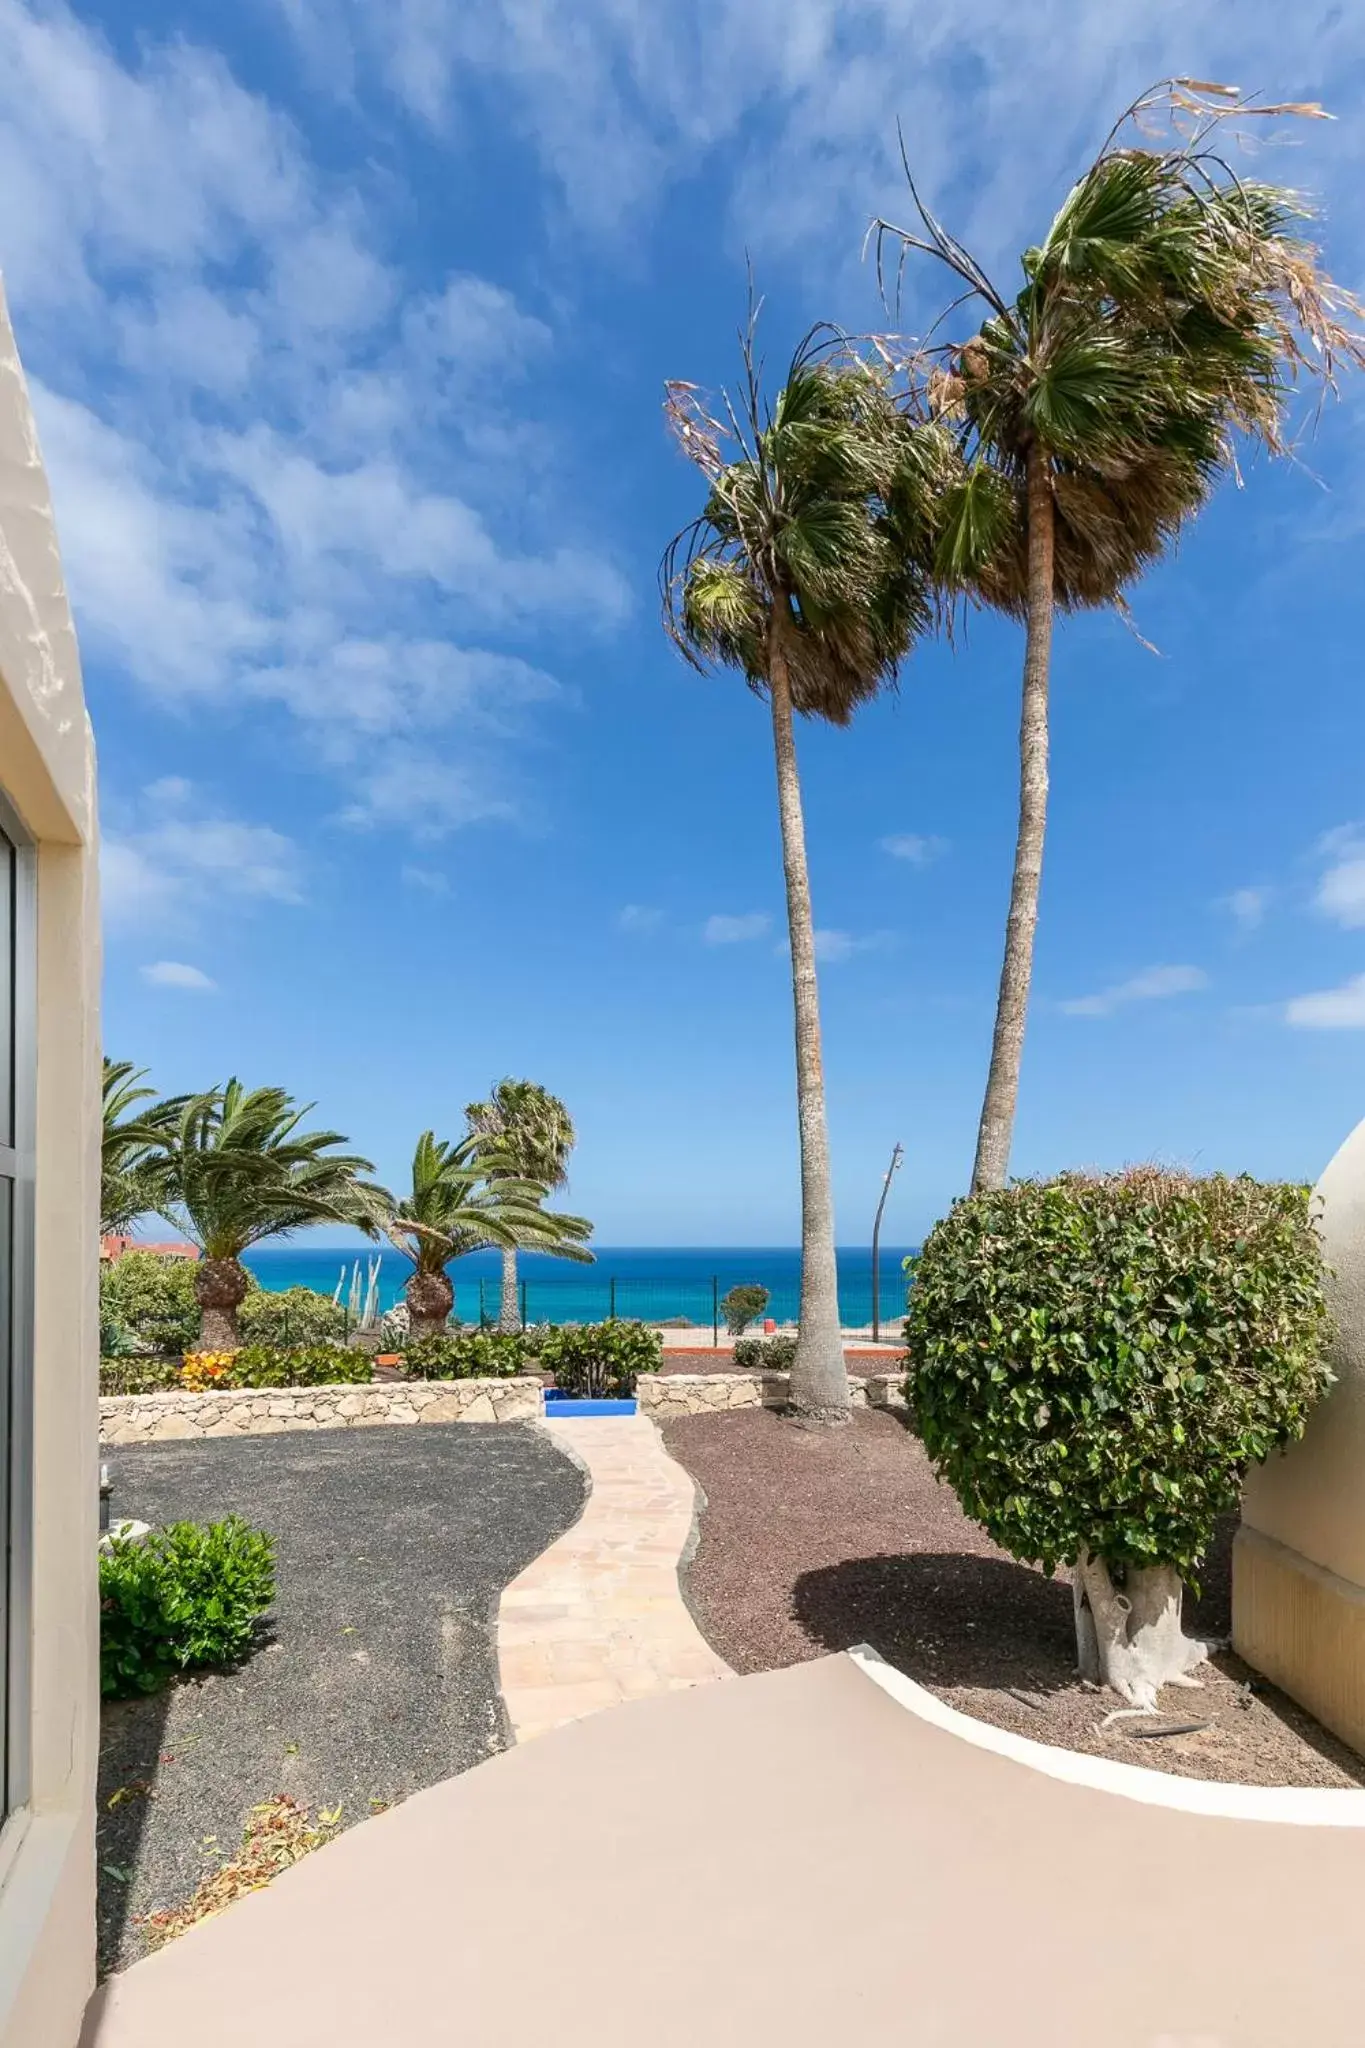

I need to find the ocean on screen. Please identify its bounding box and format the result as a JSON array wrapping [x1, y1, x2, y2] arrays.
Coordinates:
[[240, 1244, 918, 1332]]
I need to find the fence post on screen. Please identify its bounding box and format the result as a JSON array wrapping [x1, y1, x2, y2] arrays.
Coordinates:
[[479, 1277, 486, 1328], [712, 1275, 719, 1349], [609, 1276, 616, 1321], [520, 1279, 527, 1330]]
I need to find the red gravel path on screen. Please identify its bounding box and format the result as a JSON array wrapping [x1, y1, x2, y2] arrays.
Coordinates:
[[662, 1406, 1365, 1790]]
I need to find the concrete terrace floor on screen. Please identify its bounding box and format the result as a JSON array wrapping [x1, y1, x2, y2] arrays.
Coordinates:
[[84, 1648, 1365, 2048], [96, 1423, 586, 1973]]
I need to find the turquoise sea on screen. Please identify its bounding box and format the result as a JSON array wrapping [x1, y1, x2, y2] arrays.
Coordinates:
[[241, 1244, 918, 1331]]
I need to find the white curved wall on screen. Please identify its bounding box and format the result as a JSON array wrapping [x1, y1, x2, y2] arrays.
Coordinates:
[[1236, 1120, 1365, 1755]]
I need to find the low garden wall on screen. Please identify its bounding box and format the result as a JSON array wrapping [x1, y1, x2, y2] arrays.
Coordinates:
[[100, 1376, 544, 1444], [636, 1371, 908, 1417]]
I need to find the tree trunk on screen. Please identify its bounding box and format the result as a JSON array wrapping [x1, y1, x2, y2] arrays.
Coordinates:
[[769, 607, 849, 1425], [971, 443, 1055, 1194], [405, 1269, 454, 1342], [1073, 1549, 1210, 1711], [194, 1256, 249, 1352], [497, 1245, 520, 1332]]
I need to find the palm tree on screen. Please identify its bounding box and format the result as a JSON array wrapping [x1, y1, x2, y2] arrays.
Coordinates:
[[381, 1131, 593, 1339], [153, 1080, 380, 1348], [662, 320, 954, 1421], [875, 79, 1365, 1191], [101, 1058, 182, 1238], [464, 1080, 579, 1331]]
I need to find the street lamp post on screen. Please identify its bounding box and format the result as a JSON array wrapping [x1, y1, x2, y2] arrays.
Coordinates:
[[870, 1141, 904, 1344]]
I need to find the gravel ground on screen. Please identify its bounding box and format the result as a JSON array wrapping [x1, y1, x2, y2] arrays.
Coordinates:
[[98, 1423, 585, 1976], [662, 1407, 1365, 1791]]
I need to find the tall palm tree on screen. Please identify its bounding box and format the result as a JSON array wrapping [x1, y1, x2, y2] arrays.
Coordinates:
[[101, 1058, 182, 1238], [662, 321, 955, 1421], [464, 1080, 579, 1331], [153, 1080, 380, 1349], [381, 1131, 593, 1339], [875, 79, 1365, 1191]]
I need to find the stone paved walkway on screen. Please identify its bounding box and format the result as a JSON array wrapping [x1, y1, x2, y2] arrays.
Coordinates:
[[497, 1416, 731, 1741]]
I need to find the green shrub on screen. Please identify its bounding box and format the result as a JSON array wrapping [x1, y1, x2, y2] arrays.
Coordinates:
[[238, 1286, 347, 1348], [229, 1344, 373, 1388], [402, 1331, 531, 1380], [100, 1355, 184, 1396], [100, 1518, 276, 1698], [905, 1169, 1333, 1580], [732, 1333, 798, 1371], [720, 1284, 770, 1335], [99, 1250, 205, 1356], [539, 1320, 661, 1396]]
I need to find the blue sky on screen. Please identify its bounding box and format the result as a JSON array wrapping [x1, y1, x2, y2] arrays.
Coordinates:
[[8, 0, 1365, 1243]]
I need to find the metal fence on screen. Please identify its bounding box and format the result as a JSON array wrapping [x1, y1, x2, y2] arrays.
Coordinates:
[[457, 1272, 909, 1344]]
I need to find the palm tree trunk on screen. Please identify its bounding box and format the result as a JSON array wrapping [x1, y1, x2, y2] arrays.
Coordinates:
[[769, 607, 849, 1423], [971, 443, 1055, 1194], [194, 1256, 249, 1353], [498, 1244, 520, 1331]]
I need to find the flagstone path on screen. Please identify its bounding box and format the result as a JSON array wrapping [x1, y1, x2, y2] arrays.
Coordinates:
[[496, 1416, 732, 1741]]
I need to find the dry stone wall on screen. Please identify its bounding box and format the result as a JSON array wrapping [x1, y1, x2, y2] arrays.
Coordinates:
[[636, 1371, 907, 1417], [100, 1377, 544, 1444]]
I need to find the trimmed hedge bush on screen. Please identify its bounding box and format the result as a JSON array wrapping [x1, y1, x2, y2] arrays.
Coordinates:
[[238, 1285, 347, 1348], [100, 1355, 183, 1397], [100, 1517, 276, 1698], [228, 1344, 374, 1389], [905, 1169, 1332, 1579], [732, 1333, 798, 1371], [720, 1284, 770, 1335], [401, 1331, 531, 1380], [538, 1320, 661, 1396]]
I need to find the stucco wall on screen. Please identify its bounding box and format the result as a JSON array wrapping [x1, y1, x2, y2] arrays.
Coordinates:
[[0, 282, 101, 2048], [1234, 1120, 1365, 1754]]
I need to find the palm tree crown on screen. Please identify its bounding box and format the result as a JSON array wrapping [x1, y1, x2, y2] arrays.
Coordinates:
[[157, 1079, 379, 1260], [101, 1057, 182, 1238], [464, 1080, 577, 1192], [380, 1130, 589, 1278]]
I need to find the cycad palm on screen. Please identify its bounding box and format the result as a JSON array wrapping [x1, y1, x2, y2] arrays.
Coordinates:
[[155, 1080, 379, 1348], [101, 1058, 181, 1238], [662, 323, 955, 1420], [877, 79, 1365, 1190], [382, 1131, 593, 1339], [464, 1080, 581, 1331]]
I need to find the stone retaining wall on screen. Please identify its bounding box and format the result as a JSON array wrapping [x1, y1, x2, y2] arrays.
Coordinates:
[[99, 1376, 544, 1444], [636, 1371, 907, 1417]]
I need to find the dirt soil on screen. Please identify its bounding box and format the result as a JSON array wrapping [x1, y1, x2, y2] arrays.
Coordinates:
[[661, 1406, 1365, 1790]]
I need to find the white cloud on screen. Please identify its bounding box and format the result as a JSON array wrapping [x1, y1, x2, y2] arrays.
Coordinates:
[[1060, 964, 1209, 1019], [1314, 828, 1365, 929], [880, 833, 947, 865], [1286, 974, 1365, 1030], [141, 960, 217, 990], [103, 780, 304, 930], [618, 904, 663, 934], [400, 865, 450, 895], [812, 927, 894, 962], [0, 0, 627, 842], [1222, 886, 1271, 933], [704, 912, 771, 945]]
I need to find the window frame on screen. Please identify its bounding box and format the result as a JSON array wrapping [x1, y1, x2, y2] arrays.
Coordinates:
[[0, 788, 36, 1833]]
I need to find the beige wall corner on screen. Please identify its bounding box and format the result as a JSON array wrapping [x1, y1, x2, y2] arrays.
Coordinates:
[[0, 279, 101, 2048], [1235, 1119, 1365, 1754]]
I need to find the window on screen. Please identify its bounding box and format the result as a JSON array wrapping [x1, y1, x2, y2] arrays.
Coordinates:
[[0, 803, 34, 1828]]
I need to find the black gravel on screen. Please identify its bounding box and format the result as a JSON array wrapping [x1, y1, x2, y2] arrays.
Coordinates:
[[97, 1423, 585, 1976]]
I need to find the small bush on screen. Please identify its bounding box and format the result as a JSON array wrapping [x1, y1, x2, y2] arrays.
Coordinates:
[[229, 1344, 373, 1389], [732, 1333, 798, 1371], [720, 1283, 770, 1336], [100, 1517, 276, 1698], [99, 1251, 204, 1356], [238, 1286, 347, 1348], [402, 1331, 531, 1380], [100, 1355, 184, 1397], [539, 1320, 661, 1396], [906, 1170, 1333, 1580]]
